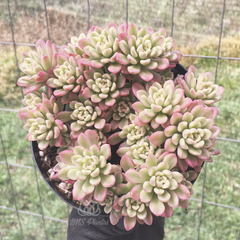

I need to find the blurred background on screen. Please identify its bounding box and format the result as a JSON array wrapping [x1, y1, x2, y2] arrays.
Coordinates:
[[0, 0, 240, 239]]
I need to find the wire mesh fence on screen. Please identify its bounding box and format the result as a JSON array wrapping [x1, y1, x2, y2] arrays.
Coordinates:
[[0, 0, 240, 239]]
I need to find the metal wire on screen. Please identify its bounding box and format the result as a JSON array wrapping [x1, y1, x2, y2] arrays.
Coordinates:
[[32, 158, 48, 239], [0, 161, 34, 169], [87, 0, 90, 31], [1, 1, 240, 239], [0, 206, 68, 224], [216, 137, 240, 143], [2, 40, 240, 61], [197, 162, 207, 240], [0, 133, 25, 239], [0, 196, 239, 229], [171, 0, 175, 37], [67, 204, 71, 217], [182, 54, 240, 60], [0, 108, 18, 112], [1, 41, 240, 62], [0, 132, 238, 238], [7, 0, 23, 99], [189, 198, 240, 211], [43, 0, 51, 40], [0, 41, 36, 47], [126, 0, 128, 25], [215, 0, 226, 84]]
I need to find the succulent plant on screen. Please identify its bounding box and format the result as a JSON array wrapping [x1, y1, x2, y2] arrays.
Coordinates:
[[91, 127, 112, 146], [99, 168, 124, 214], [103, 97, 133, 130], [99, 190, 118, 213], [17, 40, 58, 94], [47, 56, 86, 103], [157, 68, 174, 85], [58, 182, 74, 192], [113, 192, 153, 231], [108, 114, 151, 146], [18, 94, 71, 150], [79, 22, 127, 73], [171, 168, 197, 209], [16, 23, 224, 232], [83, 69, 129, 110], [69, 94, 106, 137], [176, 66, 225, 107], [21, 90, 45, 110], [124, 153, 191, 218], [150, 100, 220, 168], [116, 23, 182, 81], [132, 80, 192, 128], [53, 130, 116, 202], [117, 137, 162, 167], [60, 33, 86, 57]]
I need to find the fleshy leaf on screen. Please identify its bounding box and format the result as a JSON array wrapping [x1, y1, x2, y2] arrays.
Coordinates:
[[72, 180, 85, 200], [124, 216, 137, 231], [94, 183, 107, 202], [149, 195, 165, 216], [149, 131, 166, 146], [120, 154, 134, 172], [125, 169, 143, 184]]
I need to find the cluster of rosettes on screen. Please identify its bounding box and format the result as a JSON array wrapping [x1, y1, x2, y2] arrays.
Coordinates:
[[17, 22, 224, 231]]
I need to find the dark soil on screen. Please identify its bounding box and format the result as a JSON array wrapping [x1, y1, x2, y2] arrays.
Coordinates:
[[37, 142, 121, 206], [39, 145, 76, 202]]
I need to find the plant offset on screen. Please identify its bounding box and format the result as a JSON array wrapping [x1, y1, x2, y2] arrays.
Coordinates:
[[17, 22, 224, 231]]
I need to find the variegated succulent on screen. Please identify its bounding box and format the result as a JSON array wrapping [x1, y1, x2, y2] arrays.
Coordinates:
[[78, 23, 127, 73], [104, 97, 134, 130], [69, 94, 105, 137], [83, 69, 129, 110], [176, 65, 224, 108], [132, 80, 192, 128], [117, 137, 162, 167], [17, 40, 58, 94], [150, 100, 220, 169], [108, 114, 151, 146], [116, 23, 182, 81], [124, 153, 192, 218], [18, 94, 71, 150], [113, 192, 153, 230], [60, 33, 86, 57], [54, 130, 115, 202], [21, 89, 45, 110], [47, 55, 86, 103], [17, 23, 224, 232]]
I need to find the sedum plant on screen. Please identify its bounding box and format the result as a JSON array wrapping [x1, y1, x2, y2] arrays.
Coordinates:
[[78, 23, 127, 73], [149, 99, 221, 171], [17, 22, 224, 231], [53, 130, 115, 202], [47, 55, 86, 104], [116, 23, 182, 82], [113, 192, 153, 231], [132, 80, 192, 128], [176, 66, 224, 109], [18, 93, 71, 150], [83, 68, 129, 110], [17, 40, 58, 94], [123, 153, 191, 219]]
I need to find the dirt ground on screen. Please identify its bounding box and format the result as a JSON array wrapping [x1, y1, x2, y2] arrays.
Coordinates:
[[0, 7, 88, 46]]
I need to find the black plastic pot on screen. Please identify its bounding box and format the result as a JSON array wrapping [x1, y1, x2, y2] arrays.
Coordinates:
[[31, 63, 188, 211], [32, 137, 122, 212]]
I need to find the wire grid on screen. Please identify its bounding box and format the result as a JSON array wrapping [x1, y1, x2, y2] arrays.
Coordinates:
[[0, 0, 240, 239]]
